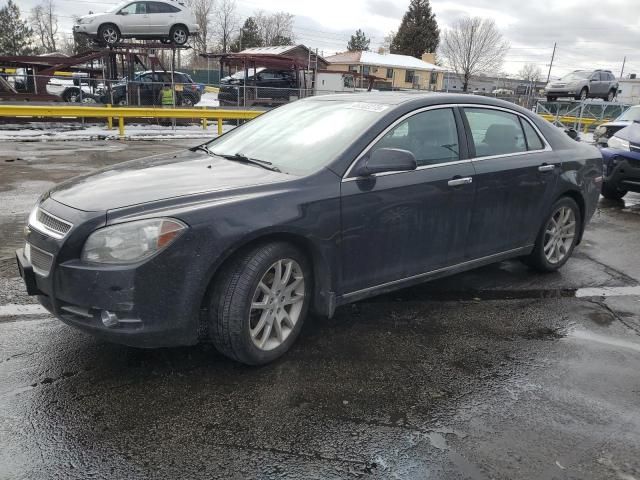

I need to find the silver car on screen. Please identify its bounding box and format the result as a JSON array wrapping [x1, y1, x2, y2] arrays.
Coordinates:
[[73, 0, 199, 45], [545, 70, 618, 102]]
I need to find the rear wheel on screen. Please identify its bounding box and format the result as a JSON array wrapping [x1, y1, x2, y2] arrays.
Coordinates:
[[601, 182, 627, 200], [522, 197, 581, 272], [98, 24, 120, 45], [170, 25, 189, 45], [606, 89, 616, 102], [207, 242, 311, 365]]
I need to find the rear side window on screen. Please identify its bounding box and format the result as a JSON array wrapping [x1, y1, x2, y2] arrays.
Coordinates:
[[464, 108, 527, 157], [520, 118, 545, 151], [148, 2, 180, 13], [372, 108, 459, 167]]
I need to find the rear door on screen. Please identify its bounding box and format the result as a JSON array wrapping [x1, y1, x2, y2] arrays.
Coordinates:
[[147, 2, 177, 34], [462, 106, 560, 259], [340, 106, 476, 295]]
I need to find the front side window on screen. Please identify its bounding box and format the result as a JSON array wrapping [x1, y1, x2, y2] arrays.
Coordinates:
[[119, 3, 139, 14], [464, 108, 527, 157], [386, 68, 393, 79], [371, 108, 459, 167]]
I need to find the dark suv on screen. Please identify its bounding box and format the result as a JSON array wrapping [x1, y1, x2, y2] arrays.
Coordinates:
[[105, 71, 203, 106], [218, 67, 297, 105], [545, 69, 618, 102]]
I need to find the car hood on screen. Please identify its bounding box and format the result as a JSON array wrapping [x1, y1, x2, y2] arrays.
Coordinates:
[[613, 122, 640, 143], [601, 120, 631, 129], [48, 149, 292, 212]]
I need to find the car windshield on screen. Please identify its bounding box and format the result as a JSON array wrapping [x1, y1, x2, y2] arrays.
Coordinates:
[[229, 68, 266, 80], [206, 99, 389, 175], [617, 107, 640, 122], [106, 1, 129, 13], [560, 71, 590, 82]]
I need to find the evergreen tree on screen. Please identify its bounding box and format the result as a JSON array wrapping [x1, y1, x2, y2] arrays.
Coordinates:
[[347, 29, 370, 51], [230, 17, 262, 52], [390, 0, 439, 58], [0, 0, 35, 56]]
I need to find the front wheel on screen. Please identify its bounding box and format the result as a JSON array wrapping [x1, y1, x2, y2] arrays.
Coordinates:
[[606, 90, 616, 102], [207, 242, 311, 365], [601, 182, 627, 200], [522, 197, 581, 272], [577, 87, 588, 101], [98, 24, 120, 45]]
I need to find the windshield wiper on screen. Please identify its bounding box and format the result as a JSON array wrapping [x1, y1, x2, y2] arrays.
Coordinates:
[[212, 152, 281, 172], [191, 144, 213, 155]]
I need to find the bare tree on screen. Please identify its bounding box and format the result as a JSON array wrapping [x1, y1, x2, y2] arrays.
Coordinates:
[[30, 0, 59, 53], [212, 0, 238, 53], [439, 17, 509, 92], [187, 0, 215, 54], [254, 10, 294, 46], [519, 63, 542, 83]]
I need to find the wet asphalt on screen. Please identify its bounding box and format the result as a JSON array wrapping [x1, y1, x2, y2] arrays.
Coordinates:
[[1, 141, 639, 480]]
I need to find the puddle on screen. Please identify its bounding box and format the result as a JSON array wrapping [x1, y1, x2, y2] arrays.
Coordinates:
[[567, 329, 640, 353], [575, 286, 640, 298], [0, 304, 48, 317]]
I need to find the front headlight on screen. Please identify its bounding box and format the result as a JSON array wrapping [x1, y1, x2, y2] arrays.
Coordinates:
[[81, 218, 186, 264], [607, 136, 630, 151], [78, 17, 94, 25]]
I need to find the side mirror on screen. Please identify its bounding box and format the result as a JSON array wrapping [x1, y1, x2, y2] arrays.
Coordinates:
[[565, 128, 579, 141], [119, 10, 128, 15], [354, 148, 417, 176]]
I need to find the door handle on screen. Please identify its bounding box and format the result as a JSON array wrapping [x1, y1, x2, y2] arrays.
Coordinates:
[[538, 164, 555, 172], [448, 177, 473, 187]]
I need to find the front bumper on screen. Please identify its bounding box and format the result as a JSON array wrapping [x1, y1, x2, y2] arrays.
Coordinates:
[[545, 88, 578, 97], [601, 148, 640, 193], [15, 198, 203, 348]]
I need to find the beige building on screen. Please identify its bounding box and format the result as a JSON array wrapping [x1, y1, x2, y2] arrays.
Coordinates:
[[324, 50, 447, 91]]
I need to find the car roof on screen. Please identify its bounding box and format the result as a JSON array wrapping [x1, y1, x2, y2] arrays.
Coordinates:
[[306, 91, 531, 110]]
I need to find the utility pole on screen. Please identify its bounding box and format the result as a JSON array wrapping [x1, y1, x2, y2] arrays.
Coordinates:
[[620, 56, 627, 78], [546, 42, 557, 83]]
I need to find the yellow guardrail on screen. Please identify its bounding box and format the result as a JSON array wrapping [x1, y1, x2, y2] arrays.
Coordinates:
[[538, 114, 614, 133], [0, 104, 262, 137]]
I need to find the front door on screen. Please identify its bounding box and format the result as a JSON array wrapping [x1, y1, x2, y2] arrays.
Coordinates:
[[462, 107, 560, 259], [118, 2, 149, 35], [340, 107, 476, 295]]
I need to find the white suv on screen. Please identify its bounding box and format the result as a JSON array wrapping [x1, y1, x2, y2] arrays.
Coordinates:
[[73, 0, 199, 46]]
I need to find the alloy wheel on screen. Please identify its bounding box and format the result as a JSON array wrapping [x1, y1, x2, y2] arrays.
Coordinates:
[[173, 29, 187, 44], [103, 28, 118, 44], [543, 206, 576, 264], [249, 258, 305, 351]]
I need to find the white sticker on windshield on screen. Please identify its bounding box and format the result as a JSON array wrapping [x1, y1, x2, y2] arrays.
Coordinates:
[[347, 102, 390, 112]]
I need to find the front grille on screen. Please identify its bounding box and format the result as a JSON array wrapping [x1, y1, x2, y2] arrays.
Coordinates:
[[37, 209, 72, 236], [28, 244, 54, 276]]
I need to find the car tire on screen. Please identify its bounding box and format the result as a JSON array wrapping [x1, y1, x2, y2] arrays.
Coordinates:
[[601, 182, 627, 200], [98, 24, 120, 45], [180, 94, 195, 107], [576, 87, 588, 101], [170, 25, 189, 45], [606, 89, 616, 102], [62, 87, 81, 103], [207, 242, 312, 365], [522, 196, 582, 273]]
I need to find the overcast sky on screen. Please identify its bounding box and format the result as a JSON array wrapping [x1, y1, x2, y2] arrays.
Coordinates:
[[15, 0, 640, 78]]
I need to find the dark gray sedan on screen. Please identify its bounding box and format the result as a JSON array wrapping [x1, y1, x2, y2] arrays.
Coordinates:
[[16, 93, 603, 364]]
